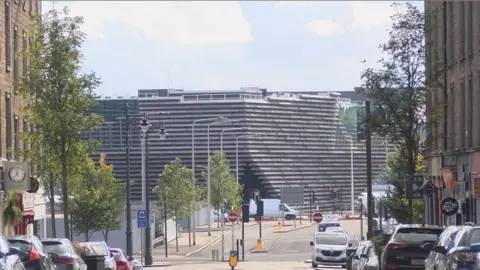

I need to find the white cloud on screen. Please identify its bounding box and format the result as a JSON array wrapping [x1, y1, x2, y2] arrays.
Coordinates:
[[306, 20, 344, 37], [45, 1, 253, 46], [348, 1, 398, 32]]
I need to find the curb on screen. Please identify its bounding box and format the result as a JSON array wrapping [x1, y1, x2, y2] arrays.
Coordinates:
[[250, 249, 269, 253], [184, 236, 222, 257]]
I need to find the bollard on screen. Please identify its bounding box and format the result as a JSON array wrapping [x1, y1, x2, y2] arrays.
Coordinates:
[[276, 222, 282, 232], [255, 238, 263, 250]]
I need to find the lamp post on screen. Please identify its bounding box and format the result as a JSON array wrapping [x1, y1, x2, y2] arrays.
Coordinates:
[[139, 116, 168, 266], [191, 117, 225, 245], [346, 135, 355, 216], [207, 119, 235, 236], [220, 127, 245, 152]]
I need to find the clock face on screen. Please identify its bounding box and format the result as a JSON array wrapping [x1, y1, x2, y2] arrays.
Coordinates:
[[9, 167, 26, 182]]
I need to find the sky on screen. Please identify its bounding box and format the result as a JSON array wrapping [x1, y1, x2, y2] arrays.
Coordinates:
[[44, 1, 424, 97]]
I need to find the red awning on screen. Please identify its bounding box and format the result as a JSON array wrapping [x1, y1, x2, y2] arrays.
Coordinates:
[[22, 210, 34, 216]]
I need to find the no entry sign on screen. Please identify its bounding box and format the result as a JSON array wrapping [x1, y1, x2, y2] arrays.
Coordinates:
[[228, 212, 238, 222], [313, 212, 323, 223]]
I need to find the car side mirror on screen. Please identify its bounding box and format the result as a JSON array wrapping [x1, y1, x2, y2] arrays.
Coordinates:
[[310, 241, 314, 246], [7, 247, 20, 256], [348, 242, 353, 247], [434, 246, 447, 254], [360, 253, 368, 259]]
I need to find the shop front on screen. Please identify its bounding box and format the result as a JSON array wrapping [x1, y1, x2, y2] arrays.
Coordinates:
[[14, 192, 35, 235]]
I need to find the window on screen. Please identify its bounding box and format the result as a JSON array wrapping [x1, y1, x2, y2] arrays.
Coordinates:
[[468, 1, 473, 54], [447, 1, 454, 65], [13, 116, 18, 160], [5, 1, 11, 71], [468, 76, 473, 147], [459, 1, 466, 58], [22, 120, 28, 160], [13, 25, 19, 89], [5, 93, 12, 160], [460, 80, 466, 147], [22, 31, 27, 77]]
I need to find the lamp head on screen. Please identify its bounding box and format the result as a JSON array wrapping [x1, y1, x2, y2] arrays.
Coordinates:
[[159, 124, 168, 140], [138, 118, 150, 133]]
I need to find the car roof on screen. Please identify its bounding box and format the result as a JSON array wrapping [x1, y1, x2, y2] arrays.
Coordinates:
[[315, 232, 346, 236], [42, 238, 69, 241], [321, 220, 340, 224], [396, 224, 443, 229]]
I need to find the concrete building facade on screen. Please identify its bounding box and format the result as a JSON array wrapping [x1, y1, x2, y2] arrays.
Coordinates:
[[426, 0, 480, 225], [86, 88, 389, 213]]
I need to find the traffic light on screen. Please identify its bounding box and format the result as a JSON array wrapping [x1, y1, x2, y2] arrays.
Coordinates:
[[257, 200, 264, 216], [242, 204, 249, 223], [356, 106, 365, 141]]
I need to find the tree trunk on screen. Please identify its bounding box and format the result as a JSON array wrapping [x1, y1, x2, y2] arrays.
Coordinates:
[[61, 156, 70, 239], [217, 208, 220, 228], [48, 176, 57, 237], [104, 229, 109, 242], [175, 212, 179, 252]]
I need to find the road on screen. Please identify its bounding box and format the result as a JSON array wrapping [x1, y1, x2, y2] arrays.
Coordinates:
[[156, 219, 367, 269]]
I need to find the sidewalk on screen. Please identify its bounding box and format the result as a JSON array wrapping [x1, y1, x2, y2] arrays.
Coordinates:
[[271, 220, 315, 233]]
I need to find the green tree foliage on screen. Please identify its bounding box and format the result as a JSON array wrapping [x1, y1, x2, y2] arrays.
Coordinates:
[[3, 191, 22, 227], [18, 7, 102, 239], [69, 155, 124, 241], [154, 158, 201, 252], [382, 146, 425, 224], [359, 3, 439, 223], [206, 152, 243, 211]]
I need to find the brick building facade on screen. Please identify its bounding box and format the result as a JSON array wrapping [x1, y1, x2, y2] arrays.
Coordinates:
[[426, 0, 480, 225]]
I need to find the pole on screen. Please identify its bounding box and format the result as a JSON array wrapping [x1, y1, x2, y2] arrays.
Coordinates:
[[231, 222, 235, 250], [241, 204, 245, 261], [236, 138, 239, 183], [221, 207, 225, 261], [379, 202, 383, 231], [365, 100, 374, 239], [164, 202, 168, 258], [191, 122, 196, 245], [360, 199, 364, 240], [125, 104, 133, 261], [140, 229, 144, 266], [207, 123, 213, 237], [259, 217, 262, 239], [144, 131, 153, 266], [309, 190, 312, 223], [351, 137, 355, 215]]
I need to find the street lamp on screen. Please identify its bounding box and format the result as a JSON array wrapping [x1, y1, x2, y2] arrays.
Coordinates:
[[191, 117, 225, 244], [220, 127, 246, 152], [207, 119, 236, 236], [346, 135, 355, 216], [139, 115, 168, 266]]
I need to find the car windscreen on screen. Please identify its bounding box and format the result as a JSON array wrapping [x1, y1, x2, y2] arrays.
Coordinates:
[[7, 240, 32, 253], [42, 241, 68, 254], [393, 228, 442, 243], [79, 243, 108, 256], [316, 234, 347, 245]]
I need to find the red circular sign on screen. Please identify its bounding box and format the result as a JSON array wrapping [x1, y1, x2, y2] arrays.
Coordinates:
[[313, 212, 323, 223], [228, 212, 238, 222]]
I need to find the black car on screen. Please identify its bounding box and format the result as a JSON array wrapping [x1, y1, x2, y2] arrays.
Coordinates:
[[380, 224, 444, 269], [8, 235, 56, 270], [0, 233, 24, 270], [42, 238, 87, 270]]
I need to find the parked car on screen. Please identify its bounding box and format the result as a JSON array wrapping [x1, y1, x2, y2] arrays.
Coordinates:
[[41, 238, 87, 270], [345, 244, 357, 270], [318, 221, 341, 232], [310, 232, 352, 268], [79, 242, 116, 270], [8, 235, 56, 270], [425, 225, 466, 270], [362, 246, 379, 270], [351, 241, 371, 270], [109, 248, 130, 270], [380, 224, 444, 269], [0, 233, 24, 270], [427, 225, 480, 270]]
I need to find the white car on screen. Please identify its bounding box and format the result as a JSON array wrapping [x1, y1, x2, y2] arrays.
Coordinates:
[[310, 232, 352, 269], [325, 227, 345, 233]]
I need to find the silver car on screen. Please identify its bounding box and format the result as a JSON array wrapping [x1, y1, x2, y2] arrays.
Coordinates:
[[41, 238, 87, 270]]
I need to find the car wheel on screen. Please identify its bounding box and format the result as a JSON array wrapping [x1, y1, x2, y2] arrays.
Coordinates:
[[311, 261, 318, 268], [341, 265, 346, 269]]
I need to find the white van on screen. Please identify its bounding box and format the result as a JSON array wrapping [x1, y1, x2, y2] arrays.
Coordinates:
[[249, 198, 298, 220], [309, 232, 352, 268]]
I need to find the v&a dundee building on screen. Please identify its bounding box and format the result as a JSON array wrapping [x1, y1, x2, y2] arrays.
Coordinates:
[[85, 88, 389, 212]]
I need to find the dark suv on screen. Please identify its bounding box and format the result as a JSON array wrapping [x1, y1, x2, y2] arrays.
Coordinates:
[[380, 224, 444, 269]]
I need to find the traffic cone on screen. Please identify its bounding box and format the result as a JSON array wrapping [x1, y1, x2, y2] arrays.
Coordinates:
[[276, 222, 282, 232]]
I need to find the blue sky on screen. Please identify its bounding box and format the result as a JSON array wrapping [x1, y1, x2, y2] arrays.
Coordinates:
[[44, 1, 424, 97]]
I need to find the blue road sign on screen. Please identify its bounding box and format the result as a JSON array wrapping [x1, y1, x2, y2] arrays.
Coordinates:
[[137, 210, 147, 228], [149, 214, 154, 224]]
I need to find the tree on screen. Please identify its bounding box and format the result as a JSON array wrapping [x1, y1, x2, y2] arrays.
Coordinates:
[[206, 152, 243, 212], [69, 155, 123, 241], [358, 3, 441, 223], [3, 192, 22, 231], [382, 146, 425, 223], [18, 7, 102, 239], [154, 158, 201, 252]]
